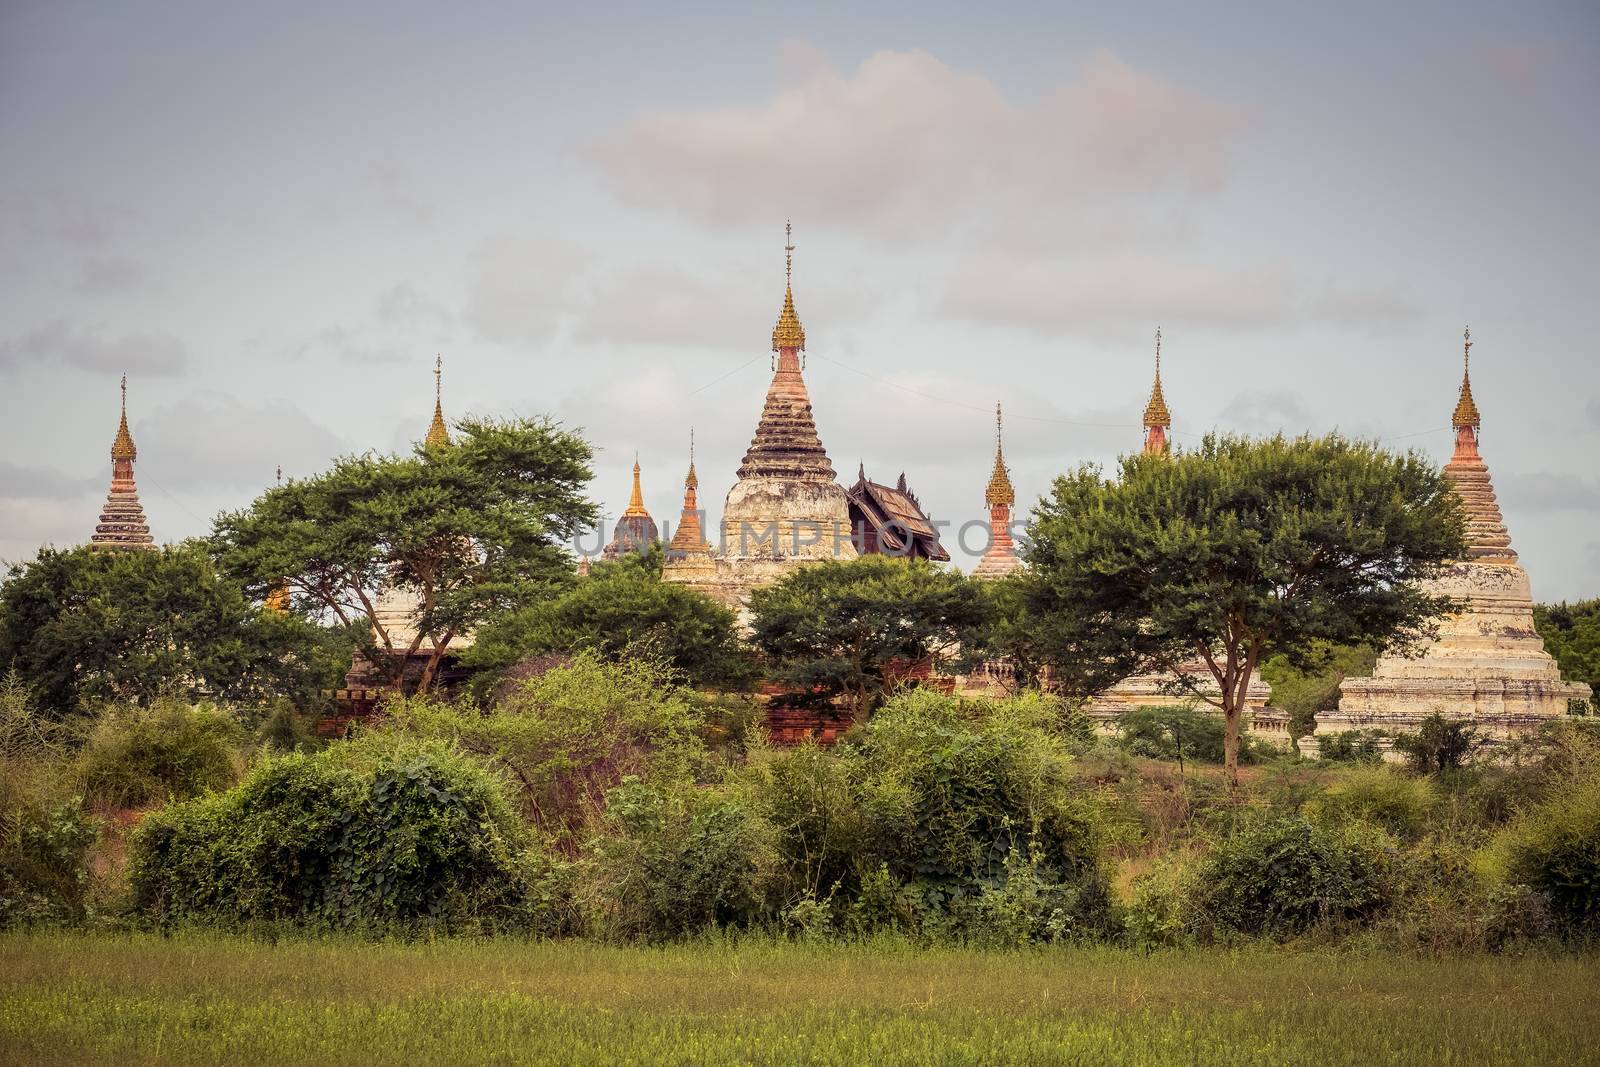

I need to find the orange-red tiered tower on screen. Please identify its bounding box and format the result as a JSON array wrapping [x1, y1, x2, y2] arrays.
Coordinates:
[[973, 403, 1021, 579], [90, 376, 156, 552], [1142, 328, 1171, 456]]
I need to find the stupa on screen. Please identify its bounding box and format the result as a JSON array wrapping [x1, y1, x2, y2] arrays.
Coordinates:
[[664, 223, 855, 610], [973, 403, 1022, 579], [1323, 329, 1589, 742], [665, 431, 716, 569], [602, 457, 660, 559], [90, 375, 157, 552], [1086, 330, 1272, 728]]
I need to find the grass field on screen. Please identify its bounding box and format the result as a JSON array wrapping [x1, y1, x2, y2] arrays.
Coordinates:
[[2, 933, 1597, 1066]]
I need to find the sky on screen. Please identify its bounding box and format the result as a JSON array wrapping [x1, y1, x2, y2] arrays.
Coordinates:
[[2, 1, 1597, 598]]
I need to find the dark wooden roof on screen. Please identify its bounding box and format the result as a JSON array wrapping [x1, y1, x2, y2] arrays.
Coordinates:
[[846, 466, 950, 561]]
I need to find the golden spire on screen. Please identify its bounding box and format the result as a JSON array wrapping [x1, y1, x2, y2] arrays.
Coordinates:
[[1142, 327, 1171, 428], [985, 402, 1016, 508], [771, 220, 806, 353], [425, 354, 451, 448], [686, 427, 698, 490], [111, 374, 137, 461], [1452, 326, 1481, 429], [624, 453, 649, 516]]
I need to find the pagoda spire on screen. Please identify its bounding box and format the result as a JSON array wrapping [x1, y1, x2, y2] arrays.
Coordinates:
[[264, 464, 291, 613], [90, 374, 156, 552], [738, 222, 834, 483], [1443, 327, 1515, 562], [667, 429, 712, 557], [602, 452, 659, 559], [624, 454, 649, 517], [1142, 327, 1172, 456], [425, 354, 451, 449], [974, 403, 1021, 579]]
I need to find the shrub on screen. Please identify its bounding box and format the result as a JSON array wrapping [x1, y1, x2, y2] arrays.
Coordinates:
[[1307, 767, 1438, 841], [849, 690, 1111, 937], [129, 735, 535, 932], [1494, 768, 1600, 933], [78, 700, 244, 808], [1314, 729, 1386, 765], [1393, 714, 1483, 774], [1374, 842, 1554, 953], [1122, 855, 1203, 947], [1, 796, 98, 928], [744, 743, 865, 903], [1198, 815, 1393, 938], [1116, 705, 1264, 765], [582, 780, 780, 941], [382, 652, 705, 851]]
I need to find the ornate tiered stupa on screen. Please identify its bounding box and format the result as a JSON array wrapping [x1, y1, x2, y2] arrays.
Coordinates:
[[664, 223, 855, 609], [603, 457, 660, 559], [425, 355, 451, 449], [1086, 331, 1272, 729], [973, 403, 1022, 579], [90, 375, 157, 552], [1323, 330, 1590, 742]]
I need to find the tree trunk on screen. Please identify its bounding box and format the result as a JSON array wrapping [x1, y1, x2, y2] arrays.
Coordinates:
[[1222, 696, 1241, 792]]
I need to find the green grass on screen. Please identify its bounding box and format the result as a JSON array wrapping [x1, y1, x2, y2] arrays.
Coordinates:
[[2, 933, 1597, 1065]]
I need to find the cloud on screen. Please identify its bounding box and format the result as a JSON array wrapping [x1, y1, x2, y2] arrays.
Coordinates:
[[133, 393, 348, 492], [376, 282, 451, 330], [1587, 396, 1600, 429], [940, 253, 1418, 339], [588, 48, 1245, 235], [13, 187, 140, 249], [0, 461, 99, 501], [0, 320, 187, 376], [1500, 472, 1600, 514], [0, 497, 94, 565], [1219, 389, 1318, 435], [464, 233, 590, 346], [73, 256, 154, 296]]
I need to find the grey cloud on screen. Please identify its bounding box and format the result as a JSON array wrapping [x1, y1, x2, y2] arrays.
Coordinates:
[[1500, 472, 1600, 514], [588, 48, 1245, 234], [1587, 397, 1600, 429], [74, 256, 154, 296], [1219, 390, 1318, 435], [464, 233, 590, 346], [0, 461, 100, 500], [0, 320, 187, 376], [289, 325, 408, 366], [16, 187, 140, 249], [134, 393, 348, 492], [1464, 40, 1564, 95], [376, 282, 452, 329]]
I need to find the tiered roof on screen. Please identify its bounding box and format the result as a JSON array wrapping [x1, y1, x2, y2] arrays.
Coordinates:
[[846, 465, 950, 561], [666, 431, 712, 557], [90, 375, 156, 552], [1444, 327, 1515, 562]]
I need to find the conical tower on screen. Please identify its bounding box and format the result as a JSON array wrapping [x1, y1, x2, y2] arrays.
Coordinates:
[[667, 430, 713, 559], [1330, 328, 1590, 740], [1142, 328, 1171, 456], [264, 464, 292, 612], [719, 222, 855, 563], [425, 355, 451, 449], [974, 403, 1021, 579], [90, 375, 156, 552], [602, 455, 660, 559]]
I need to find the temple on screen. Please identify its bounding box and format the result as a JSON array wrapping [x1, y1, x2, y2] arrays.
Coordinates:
[[664, 223, 856, 610], [846, 465, 949, 561], [973, 403, 1022, 579], [1321, 329, 1590, 746], [1086, 331, 1272, 728], [602, 457, 660, 559], [425, 355, 450, 449], [665, 431, 716, 571], [90, 375, 156, 552]]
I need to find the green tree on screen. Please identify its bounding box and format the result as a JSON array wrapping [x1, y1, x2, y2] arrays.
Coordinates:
[[966, 572, 1052, 693], [464, 548, 755, 691], [748, 556, 989, 715], [1534, 599, 1600, 707], [212, 416, 597, 695], [0, 544, 346, 716], [1025, 433, 1464, 787], [1259, 641, 1378, 739]]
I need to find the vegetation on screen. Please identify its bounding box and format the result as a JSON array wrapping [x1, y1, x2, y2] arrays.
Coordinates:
[[749, 555, 988, 713], [0, 543, 346, 717], [211, 416, 597, 695], [1025, 433, 1465, 785], [1, 934, 1597, 1066], [465, 548, 755, 692], [1535, 598, 1600, 706], [1259, 641, 1377, 739], [78, 700, 245, 808]]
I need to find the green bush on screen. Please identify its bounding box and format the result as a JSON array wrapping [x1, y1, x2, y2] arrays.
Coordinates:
[[744, 743, 865, 903], [78, 700, 244, 808], [582, 780, 780, 941], [1307, 767, 1438, 842], [1374, 842, 1554, 953], [1314, 730, 1387, 765], [849, 690, 1111, 937], [1115, 705, 1264, 765], [129, 735, 536, 932], [1494, 768, 1600, 933], [1393, 714, 1483, 774], [1198, 815, 1393, 938]]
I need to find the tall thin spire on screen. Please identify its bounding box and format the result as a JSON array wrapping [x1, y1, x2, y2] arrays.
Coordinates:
[[1453, 325, 1481, 429], [91, 374, 155, 551], [1142, 328, 1172, 456], [624, 453, 649, 516], [667, 428, 711, 557], [265, 460, 291, 612], [426, 354, 451, 449], [985, 403, 1015, 508], [603, 451, 659, 558], [975, 401, 1021, 579], [771, 220, 806, 354]]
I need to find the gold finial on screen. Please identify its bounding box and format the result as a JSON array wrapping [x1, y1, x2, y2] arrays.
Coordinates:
[[276, 465, 283, 486], [686, 428, 698, 489], [111, 373, 137, 461], [985, 402, 1016, 508], [1142, 328, 1171, 429], [624, 453, 649, 516], [771, 221, 806, 353], [425, 354, 452, 448], [1453, 325, 1481, 429]]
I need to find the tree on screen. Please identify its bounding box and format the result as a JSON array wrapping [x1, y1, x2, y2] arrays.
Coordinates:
[[0, 544, 346, 716], [1025, 433, 1465, 788], [965, 572, 1052, 693], [464, 548, 755, 692], [1259, 641, 1378, 739], [1535, 599, 1600, 710], [212, 416, 597, 695], [748, 556, 989, 715]]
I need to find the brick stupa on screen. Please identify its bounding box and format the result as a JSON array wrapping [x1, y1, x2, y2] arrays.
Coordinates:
[[602, 457, 660, 559], [1324, 330, 1590, 741], [90, 375, 156, 552]]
